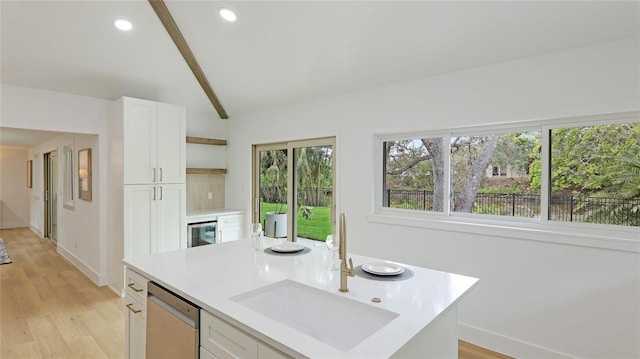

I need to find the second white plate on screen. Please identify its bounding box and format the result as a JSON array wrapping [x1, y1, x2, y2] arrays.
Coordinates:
[[362, 261, 405, 276], [270, 242, 305, 253]]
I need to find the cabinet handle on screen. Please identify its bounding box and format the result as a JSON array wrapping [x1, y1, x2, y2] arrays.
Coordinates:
[[160, 186, 163, 200], [153, 187, 156, 201], [127, 283, 143, 292], [160, 168, 163, 182], [153, 168, 156, 182], [126, 303, 142, 314]]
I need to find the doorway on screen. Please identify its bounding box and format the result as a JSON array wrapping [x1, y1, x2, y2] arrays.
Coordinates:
[[253, 137, 336, 244], [44, 151, 57, 246]]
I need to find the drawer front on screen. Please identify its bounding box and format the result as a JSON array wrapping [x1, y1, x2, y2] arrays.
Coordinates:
[[218, 214, 242, 228], [201, 311, 257, 358], [125, 268, 148, 304]]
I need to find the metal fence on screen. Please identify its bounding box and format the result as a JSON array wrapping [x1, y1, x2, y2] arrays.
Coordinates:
[[384, 189, 639, 226]]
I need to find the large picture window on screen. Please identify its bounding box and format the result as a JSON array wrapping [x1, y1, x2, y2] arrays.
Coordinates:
[[379, 115, 639, 228]]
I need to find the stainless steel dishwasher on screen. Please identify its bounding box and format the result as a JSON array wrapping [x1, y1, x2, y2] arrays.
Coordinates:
[[146, 282, 200, 359]]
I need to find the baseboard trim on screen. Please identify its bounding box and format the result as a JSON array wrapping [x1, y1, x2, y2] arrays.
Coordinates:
[[108, 284, 125, 298], [0, 221, 29, 229], [57, 245, 107, 286], [458, 323, 573, 359], [29, 225, 42, 238]]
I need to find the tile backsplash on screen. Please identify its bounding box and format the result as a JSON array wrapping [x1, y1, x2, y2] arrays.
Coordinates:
[[186, 174, 225, 211]]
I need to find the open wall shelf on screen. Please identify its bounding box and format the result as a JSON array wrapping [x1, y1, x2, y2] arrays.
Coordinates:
[[186, 137, 227, 146], [186, 168, 227, 175]]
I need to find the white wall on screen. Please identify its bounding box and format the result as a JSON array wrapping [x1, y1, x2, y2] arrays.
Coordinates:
[[185, 109, 227, 169], [1, 85, 111, 286], [28, 134, 103, 284], [226, 38, 640, 358], [1, 84, 108, 134], [0, 146, 30, 228]]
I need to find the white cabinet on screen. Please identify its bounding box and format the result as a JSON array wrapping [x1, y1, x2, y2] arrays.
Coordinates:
[[200, 311, 291, 359], [123, 97, 186, 185], [125, 268, 148, 359], [109, 96, 187, 294], [217, 214, 243, 243], [124, 184, 186, 257]]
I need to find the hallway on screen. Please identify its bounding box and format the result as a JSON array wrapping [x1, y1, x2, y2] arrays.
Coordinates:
[[0, 228, 124, 358]]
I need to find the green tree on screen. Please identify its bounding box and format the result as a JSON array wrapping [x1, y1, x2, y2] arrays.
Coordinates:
[[583, 147, 640, 225], [534, 123, 640, 193]]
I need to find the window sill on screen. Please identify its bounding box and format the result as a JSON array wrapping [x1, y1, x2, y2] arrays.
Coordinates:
[[368, 209, 640, 253]]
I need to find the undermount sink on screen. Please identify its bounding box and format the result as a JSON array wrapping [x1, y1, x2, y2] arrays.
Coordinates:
[[231, 280, 399, 351]]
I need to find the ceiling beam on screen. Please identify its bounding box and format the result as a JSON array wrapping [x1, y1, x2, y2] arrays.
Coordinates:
[[149, 0, 229, 119]]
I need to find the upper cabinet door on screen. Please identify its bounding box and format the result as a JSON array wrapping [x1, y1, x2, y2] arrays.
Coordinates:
[[156, 103, 186, 184], [124, 98, 158, 184]]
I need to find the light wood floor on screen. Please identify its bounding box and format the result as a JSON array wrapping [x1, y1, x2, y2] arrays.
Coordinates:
[[0, 228, 124, 359], [0, 227, 511, 359]]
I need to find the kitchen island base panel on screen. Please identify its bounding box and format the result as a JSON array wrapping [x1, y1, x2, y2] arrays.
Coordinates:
[[392, 307, 458, 358]]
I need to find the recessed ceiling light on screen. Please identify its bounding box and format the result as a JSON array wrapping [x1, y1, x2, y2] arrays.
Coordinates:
[[219, 8, 237, 22], [114, 19, 133, 31]]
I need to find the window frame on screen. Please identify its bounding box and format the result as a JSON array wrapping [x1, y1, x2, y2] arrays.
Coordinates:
[[373, 111, 640, 252]]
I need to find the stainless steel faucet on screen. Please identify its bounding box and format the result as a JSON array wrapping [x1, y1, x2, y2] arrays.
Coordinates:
[[338, 213, 355, 293]]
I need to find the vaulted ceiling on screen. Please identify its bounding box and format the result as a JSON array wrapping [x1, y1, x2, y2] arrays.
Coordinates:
[[2, 1, 639, 121]]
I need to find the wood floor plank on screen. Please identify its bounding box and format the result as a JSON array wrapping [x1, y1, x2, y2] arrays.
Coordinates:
[[0, 228, 124, 359], [27, 314, 72, 358], [459, 340, 514, 359]]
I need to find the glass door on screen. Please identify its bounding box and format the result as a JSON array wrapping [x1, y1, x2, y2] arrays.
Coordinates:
[[253, 137, 335, 244], [292, 140, 335, 245], [254, 143, 288, 238], [44, 151, 58, 245]]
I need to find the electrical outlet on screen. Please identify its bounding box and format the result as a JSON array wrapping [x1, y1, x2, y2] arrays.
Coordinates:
[[208, 192, 213, 200], [75, 241, 78, 249]]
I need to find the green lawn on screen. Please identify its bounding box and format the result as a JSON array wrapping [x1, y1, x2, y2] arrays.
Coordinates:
[[260, 203, 332, 241]]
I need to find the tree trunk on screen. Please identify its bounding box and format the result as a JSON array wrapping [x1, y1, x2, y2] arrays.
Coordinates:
[[453, 135, 499, 212], [422, 138, 445, 212]]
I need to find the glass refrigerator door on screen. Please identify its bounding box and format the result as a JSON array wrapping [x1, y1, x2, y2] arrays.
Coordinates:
[[192, 223, 217, 246]]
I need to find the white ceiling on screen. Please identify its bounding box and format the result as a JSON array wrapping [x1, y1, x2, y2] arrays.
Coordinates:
[[1, 0, 639, 125]]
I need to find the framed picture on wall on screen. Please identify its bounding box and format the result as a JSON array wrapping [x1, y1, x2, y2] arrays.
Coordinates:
[[78, 148, 92, 201], [27, 160, 33, 188]]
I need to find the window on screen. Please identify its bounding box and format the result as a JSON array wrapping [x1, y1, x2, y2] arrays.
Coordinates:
[[450, 131, 540, 218], [383, 137, 445, 212], [379, 115, 639, 227], [548, 123, 639, 226]]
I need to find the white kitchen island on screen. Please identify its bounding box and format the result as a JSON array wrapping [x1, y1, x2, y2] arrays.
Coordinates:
[[123, 238, 478, 358]]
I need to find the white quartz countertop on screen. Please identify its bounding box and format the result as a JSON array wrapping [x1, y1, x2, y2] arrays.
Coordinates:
[[186, 208, 243, 223], [123, 238, 478, 358]]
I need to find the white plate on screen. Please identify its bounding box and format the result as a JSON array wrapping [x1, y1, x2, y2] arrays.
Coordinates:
[[362, 261, 405, 276], [270, 242, 305, 253]]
